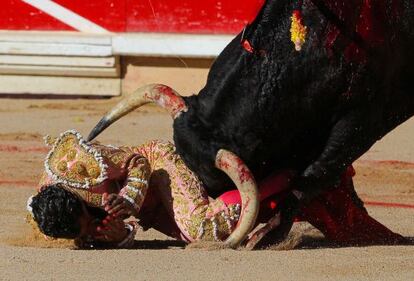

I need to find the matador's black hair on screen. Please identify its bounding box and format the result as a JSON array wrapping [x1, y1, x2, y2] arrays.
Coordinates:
[[30, 184, 83, 239]]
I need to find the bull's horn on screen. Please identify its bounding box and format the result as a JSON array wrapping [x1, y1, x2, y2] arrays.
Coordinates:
[[87, 84, 187, 141], [215, 149, 260, 249]]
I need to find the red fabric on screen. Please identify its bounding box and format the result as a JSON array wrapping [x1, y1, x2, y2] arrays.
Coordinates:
[[222, 166, 405, 245], [219, 170, 293, 205], [298, 171, 405, 244]]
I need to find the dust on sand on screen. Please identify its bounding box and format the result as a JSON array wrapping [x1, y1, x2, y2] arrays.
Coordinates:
[[0, 98, 412, 281]]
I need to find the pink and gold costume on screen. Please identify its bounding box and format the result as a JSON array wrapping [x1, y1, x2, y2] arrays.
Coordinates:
[[38, 130, 241, 242]]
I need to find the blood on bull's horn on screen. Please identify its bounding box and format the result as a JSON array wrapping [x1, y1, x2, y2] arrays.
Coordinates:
[[87, 84, 188, 141], [215, 149, 260, 249]]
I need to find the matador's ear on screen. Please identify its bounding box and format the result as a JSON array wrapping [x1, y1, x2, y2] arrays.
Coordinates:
[[43, 135, 57, 146]]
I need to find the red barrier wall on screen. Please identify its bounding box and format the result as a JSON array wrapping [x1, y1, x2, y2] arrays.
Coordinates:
[[0, 0, 265, 34]]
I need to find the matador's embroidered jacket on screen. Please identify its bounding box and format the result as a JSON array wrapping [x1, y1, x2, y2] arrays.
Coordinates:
[[38, 130, 240, 242]]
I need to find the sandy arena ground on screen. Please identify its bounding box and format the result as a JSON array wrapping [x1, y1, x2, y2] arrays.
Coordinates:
[[0, 97, 412, 281]]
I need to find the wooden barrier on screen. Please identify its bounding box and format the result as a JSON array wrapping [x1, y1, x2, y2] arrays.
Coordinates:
[[0, 0, 263, 96]]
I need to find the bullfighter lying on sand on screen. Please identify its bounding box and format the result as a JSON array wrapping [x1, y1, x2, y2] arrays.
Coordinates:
[[27, 130, 405, 249]]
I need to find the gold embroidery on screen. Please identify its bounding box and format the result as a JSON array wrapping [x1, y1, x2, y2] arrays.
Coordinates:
[[66, 149, 77, 161], [57, 161, 67, 172], [87, 166, 100, 179], [44, 130, 108, 189]]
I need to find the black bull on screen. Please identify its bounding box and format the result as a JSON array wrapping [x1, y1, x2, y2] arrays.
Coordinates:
[[89, 1, 413, 219]]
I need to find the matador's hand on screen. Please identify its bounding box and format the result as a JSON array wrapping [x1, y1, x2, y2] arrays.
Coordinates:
[[95, 215, 128, 243], [103, 193, 138, 219]]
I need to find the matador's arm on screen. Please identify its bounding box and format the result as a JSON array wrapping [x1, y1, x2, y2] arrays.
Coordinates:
[[117, 154, 151, 214]]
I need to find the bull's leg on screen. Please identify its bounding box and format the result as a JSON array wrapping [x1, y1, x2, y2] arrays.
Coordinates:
[[250, 102, 411, 249], [295, 102, 412, 201]]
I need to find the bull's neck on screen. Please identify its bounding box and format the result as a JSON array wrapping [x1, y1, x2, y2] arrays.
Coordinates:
[[253, 0, 400, 46], [313, 0, 397, 45]]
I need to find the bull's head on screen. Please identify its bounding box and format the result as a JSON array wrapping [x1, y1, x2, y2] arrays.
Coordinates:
[[87, 84, 260, 248]]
